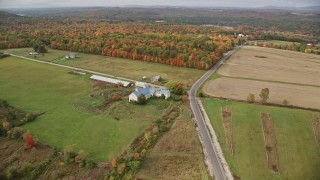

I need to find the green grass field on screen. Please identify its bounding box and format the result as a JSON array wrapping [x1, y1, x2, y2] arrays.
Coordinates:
[[0, 56, 171, 162], [203, 98, 320, 180], [2, 48, 205, 86]]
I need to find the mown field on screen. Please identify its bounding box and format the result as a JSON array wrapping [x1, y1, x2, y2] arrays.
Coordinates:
[[203, 98, 320, 180], [137, 107, 209, 179], [0, 56, 171, 162], [218, 46, 320, 86], [2, 48, 205, 86]]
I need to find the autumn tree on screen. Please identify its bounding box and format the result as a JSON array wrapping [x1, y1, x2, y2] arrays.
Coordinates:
[[24, 134, 36, 149], [111, 157, 117, 168], [165, 81, 184, 95], [247, 93, 255, 103], [259, 88, 270, 103]]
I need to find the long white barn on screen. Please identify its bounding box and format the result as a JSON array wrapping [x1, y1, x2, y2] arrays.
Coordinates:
[[90, 75, 132, 87]]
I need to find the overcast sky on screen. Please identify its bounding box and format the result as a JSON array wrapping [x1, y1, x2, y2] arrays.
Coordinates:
[[0, 0, 319, 8]]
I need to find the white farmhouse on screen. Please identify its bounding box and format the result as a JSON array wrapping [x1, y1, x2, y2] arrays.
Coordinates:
[[129, 86, 155, 102], [129, 86, 170, 102]]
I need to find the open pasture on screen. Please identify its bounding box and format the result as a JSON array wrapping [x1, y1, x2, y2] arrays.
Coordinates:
[[2, 48, 205, 86], [0, 56, 171, 161], [203, 99, 320, 180]]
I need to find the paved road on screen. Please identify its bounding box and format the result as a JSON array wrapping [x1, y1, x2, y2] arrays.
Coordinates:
[[189, 47, 239, 180]]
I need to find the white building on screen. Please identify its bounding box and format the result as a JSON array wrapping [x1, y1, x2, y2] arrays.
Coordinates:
[[129, 86, 170, 102], [90, 75, 132, 87]]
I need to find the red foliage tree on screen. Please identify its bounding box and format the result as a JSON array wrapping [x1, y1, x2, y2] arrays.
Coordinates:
[[24, 134, 36, 149]]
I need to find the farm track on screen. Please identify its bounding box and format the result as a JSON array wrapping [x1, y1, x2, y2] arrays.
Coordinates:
[[5, 53, 164, 89]]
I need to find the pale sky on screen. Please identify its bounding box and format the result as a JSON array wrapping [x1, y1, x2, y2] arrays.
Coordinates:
[[0, 0, 319, 8]]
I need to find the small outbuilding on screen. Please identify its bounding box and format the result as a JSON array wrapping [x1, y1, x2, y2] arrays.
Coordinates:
[[135, 81, 148, 88], [151, 75, 161, 83], [65, 53, 76, 59], [29, 52, 39, 55]]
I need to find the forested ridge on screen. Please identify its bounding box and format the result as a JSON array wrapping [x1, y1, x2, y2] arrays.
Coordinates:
[[0, 16, 235, 70]]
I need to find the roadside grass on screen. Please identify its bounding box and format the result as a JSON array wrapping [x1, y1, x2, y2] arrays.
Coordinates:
[[2, 48, 205, 86], [0, 56, 171, 162], [202, 98, 320, 180], [136, 107, 209, 180]]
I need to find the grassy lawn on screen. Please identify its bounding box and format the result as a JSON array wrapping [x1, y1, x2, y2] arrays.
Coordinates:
[[202, 98, 320, 180], [2, 48, 205, 86], [0, 56, 171, 162]]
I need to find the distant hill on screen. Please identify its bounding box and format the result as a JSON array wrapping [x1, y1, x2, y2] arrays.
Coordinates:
[[0, 11, 20, 18], [260, 6, 320, 13]]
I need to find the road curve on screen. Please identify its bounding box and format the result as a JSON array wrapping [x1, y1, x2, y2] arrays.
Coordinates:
[[189, 47, 239, 180]]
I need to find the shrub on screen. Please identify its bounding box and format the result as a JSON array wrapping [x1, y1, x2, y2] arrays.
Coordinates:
[[63, 145, 76, 164], [126, 160, 141, 172], [259, 88, 270, 103], [85, 159, 96, 169], [181, 95, 188, 102], [247, 93, 255, 103], [111, 94, 122, 102], [21, 163, 33, 176], [2, 120, 11, 131], [198, 92, 204, 97], [75, 150, 88, 167], [0, 100, 8, 108], [7, 127, 24, 139], [137, 94, 147, 105], [7, 168, 18, 179], [282, 99, 288, 106]]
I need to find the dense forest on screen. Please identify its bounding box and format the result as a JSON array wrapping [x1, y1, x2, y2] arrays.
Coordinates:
[[0, 15, 236, 69], [0, 7, 319, 69], [6, 7, 320, 38]]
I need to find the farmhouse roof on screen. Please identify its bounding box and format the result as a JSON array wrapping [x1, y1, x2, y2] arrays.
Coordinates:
[[133, 86, 155, 97], [156, 89, 170, 96], [90, 75, 131, 87]]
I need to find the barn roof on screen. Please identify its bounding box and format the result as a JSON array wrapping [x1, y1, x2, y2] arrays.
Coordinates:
[[90, 75, 131, 87]]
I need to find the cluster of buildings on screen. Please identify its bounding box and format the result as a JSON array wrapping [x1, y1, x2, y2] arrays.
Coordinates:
[[129, 83, 170, 102], [89, 75, 170, 102]]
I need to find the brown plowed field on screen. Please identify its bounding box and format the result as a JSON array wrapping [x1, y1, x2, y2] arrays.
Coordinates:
[[222, 107, 233, 155], [204, 78, 320, 110], [261, 112, 279, 172], [218, 46, 320, 86]]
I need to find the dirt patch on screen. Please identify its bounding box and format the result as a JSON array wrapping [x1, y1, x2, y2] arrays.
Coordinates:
[[311, 113, 320, 145], [261, 112, 279, 173], [136, 110, 208, 179], [222, 107, 233, 155], [218, 46, 320, 86], [204, 78, 320, 110]]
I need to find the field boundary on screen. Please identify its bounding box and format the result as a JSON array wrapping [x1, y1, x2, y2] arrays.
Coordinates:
[[215, 75, 320, 88], [260, 112, 280, 173], [204, 96, 320, 112], [197, 99, 234, 179], [311, 113, 320, 145], [221, 107, 233, 155]]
